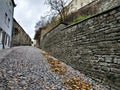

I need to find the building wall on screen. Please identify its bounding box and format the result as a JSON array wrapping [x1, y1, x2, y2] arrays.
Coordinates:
[[12, 19, 32, 47], [67, 0, 93, 14], [65, 0, 120, 23], [0, 0, 15, 49], [41, 5, 120, 89]]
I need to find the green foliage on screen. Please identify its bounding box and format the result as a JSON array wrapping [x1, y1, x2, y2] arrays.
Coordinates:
[[71, 15, 91, 24]]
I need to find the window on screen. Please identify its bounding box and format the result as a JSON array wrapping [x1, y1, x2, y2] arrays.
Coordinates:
[[8, 36, 9, 46], [81, 2, 83, 7], [4, 34, 7, 45], [5, 13, 10, 27], [6, 36, 10, 46], [4, 34, 9, 46], [0, 29, 2, 43], [5, 13, 8, 24]]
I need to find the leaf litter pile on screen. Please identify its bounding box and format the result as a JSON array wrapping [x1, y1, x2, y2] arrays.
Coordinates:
[[42, 52, 93, 90]]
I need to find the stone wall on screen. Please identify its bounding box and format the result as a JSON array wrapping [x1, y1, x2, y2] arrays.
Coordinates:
[[41, 5, 120, 89], [12, 19, 32, 47], [98, 0, 120, 12]]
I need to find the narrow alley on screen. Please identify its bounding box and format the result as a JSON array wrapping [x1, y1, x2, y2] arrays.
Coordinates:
[[0, 0, 120, 89], [0, 46, 108, 90]]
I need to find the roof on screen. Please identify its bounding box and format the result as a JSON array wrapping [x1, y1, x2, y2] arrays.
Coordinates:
[[12, 0, 16, 7]]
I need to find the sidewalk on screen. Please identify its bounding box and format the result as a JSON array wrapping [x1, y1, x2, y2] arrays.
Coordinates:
[[0, 46, 108, 90]]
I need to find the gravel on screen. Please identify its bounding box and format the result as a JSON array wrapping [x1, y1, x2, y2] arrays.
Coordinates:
[[0, 46, 109, 90]]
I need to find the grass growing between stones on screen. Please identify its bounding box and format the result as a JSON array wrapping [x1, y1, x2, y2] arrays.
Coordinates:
[[71, 15, 91, 24], [41, 52, 92, 90]]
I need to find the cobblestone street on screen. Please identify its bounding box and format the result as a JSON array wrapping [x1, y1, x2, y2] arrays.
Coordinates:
[[0, 46, 108, 90]]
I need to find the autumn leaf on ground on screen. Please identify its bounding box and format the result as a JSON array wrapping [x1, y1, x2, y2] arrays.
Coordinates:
[[41, 52, 49, 57], [46, 57, 67, 75], [41, 51, 92, 90], [63, 76, 92, 90]]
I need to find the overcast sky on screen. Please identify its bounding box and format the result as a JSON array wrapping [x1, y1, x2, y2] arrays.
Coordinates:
[[14, 0, 49, 41], [14, 0, 71, 41]]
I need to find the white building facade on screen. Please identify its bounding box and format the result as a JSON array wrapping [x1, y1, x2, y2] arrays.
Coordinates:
[[0, 0, 15, 49], [68, 0, 94, 14]]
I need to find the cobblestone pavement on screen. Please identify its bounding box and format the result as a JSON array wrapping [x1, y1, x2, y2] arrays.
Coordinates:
[[0, 46, 109, 90]]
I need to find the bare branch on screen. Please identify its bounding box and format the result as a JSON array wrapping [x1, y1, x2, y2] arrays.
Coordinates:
[[45, 0, 68, 22]]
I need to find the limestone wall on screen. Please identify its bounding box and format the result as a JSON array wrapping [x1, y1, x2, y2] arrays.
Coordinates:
[[41, 5, 120, 89]]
